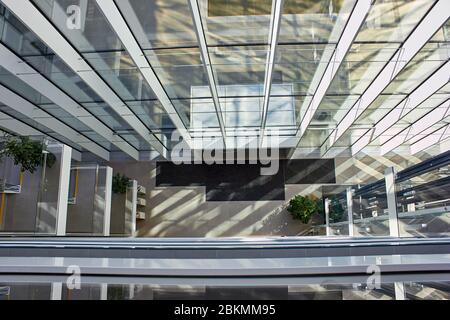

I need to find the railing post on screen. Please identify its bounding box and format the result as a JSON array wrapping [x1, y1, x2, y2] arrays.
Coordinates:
[[325, 198, 331, 236], [50, 282, 62, 300], [131, 180, 138, 237], [394, 282, 406, 300], [385, 167, 400, 237], [100, 283, 108, 300], [103, 167, 113, 236], [346, 187, 354, 236]]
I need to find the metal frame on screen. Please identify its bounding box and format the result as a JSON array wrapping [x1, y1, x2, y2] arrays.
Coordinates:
[[0, 110, 43, 137], [293, 0, 372, 146], [351, 60, 450, 155], [324, 198, 331, 236], [346, 187, 354, 236], [260, 0, 284, 144], [380, 99, 450, 155], [0, 42, 140, 160], [410, 123, 450, 154], [96, 0, 193, 150], [188, 0, 226, 147], [321, 0, 449, 156], [385, 167, 400, 237], [0, 83, 110, 160], [1, 0, 168, 158], [0, 0, 447, 160], [0, 112, 83, 161]]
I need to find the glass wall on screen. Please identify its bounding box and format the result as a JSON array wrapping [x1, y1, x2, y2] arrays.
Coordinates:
[[324, 190, 349, 236], [396, 164, 450, 237], [353, 183, 390, 236], [322, 151, 450, 238], [0, 139, 66, 234]]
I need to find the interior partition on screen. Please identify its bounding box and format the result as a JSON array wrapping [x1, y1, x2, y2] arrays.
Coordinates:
[[66, 165, 112, 236], [0, 140, 70, 235]]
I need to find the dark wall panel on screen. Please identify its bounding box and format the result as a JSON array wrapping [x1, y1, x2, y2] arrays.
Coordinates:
[[155, 159, 336, 201], [156, 162, 207, 187], [156, 162, 285, 201], [284, 159, 336, 184], [205, 164, 285, 201]]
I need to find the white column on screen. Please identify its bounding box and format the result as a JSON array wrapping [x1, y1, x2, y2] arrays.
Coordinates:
[[325, 198, 331, 236], [56, 145, 72, 236], [346, 187, 354, 236], [103, 166, 113, 236], [385, 167, 400, 237], [131, 180, 138, 237]]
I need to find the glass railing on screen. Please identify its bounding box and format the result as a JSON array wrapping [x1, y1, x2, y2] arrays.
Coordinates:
[[1, 277, 448, 300], [396, 164, 450, 237], [353, 181, 390, 237], [327, 191, 350, 236], [319, 150, 450, 238]]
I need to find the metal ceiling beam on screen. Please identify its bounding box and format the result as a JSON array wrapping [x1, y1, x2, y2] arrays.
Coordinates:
[[380, 99, 450, 155], [188, 0, 226, 147], [260, 0, 284, 145], [96, 0, 193, 150], [293, 0, 372, 147], [351, 60, 450, 155], [0, 110, 43, 136], [0, 83, 110, 160], [0, 110, 83, 160], [410, 123, 450, 154], [321, 0, 450, 157], [1, 0, 168, 158], [0, 42, 140, 160]]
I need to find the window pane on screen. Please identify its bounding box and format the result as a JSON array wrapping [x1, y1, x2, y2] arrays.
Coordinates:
[[355, 0, 435, 42], [116, 0, 198, 49]]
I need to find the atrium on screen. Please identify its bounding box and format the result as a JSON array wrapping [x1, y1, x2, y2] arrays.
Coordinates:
[[0, 0, 449, 301]]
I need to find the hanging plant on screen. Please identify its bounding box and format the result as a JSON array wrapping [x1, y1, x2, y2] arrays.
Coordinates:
[[112, 173, 130, 194], [0, 136, 55, 173]]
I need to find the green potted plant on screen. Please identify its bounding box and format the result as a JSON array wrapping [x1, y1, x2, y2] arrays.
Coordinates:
[[0, 136, 55, 173], [287, 195, 320, 224], [329, 196, 345, 223], [112, 173, 130, 194]]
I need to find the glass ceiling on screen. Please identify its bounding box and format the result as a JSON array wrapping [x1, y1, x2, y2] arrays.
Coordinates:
[[0, 0, 448, 159]]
